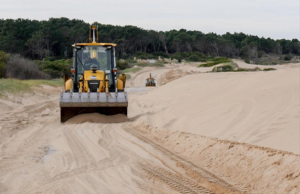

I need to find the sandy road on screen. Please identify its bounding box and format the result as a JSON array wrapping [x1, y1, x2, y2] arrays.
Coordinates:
[[0, 60, 300, 193], [0, 65, 240, 194], [0, 98, 238, 193]]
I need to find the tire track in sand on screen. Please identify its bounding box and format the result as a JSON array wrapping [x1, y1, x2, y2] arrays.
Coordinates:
[[124, 126, 244, 194]]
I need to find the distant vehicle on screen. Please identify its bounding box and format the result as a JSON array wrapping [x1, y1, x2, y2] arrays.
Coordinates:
[[145, 73, 156, 87]]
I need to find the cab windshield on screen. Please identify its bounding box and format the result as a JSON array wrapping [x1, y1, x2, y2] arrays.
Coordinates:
[[76, 46, 113, 85], [147, 78, 155, 84]]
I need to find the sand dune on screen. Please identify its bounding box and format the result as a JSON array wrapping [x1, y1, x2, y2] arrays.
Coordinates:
[[0, 60, 299, 193], [130, 63, 300, 154]]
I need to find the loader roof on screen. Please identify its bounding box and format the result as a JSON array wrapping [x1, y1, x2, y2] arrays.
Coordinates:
[[72, 43, 117, 47]]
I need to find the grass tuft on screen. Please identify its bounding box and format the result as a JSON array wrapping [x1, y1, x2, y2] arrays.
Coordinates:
[[211, 65, 264, 73], [136, 61, 165, 67], [125, 74, 131, 79], [263, 68, 276, 71], [199, 59, 231, 67], [121, 67, 141, 74], [0, 79, 63, 96]]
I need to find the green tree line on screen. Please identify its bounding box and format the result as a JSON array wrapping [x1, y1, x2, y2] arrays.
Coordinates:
[[0, 17, 299, 61]]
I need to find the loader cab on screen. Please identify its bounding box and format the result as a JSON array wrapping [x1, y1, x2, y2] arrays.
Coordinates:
[[72, 44, 117, 92], [146, 78, 155, 84]]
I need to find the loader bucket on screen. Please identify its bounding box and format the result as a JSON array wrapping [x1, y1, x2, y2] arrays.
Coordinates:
[[60, 92, 128, 123]]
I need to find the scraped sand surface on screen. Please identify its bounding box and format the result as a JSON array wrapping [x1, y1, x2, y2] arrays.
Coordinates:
[[0, 60, 299, 194], [65, 113, 129, 124]]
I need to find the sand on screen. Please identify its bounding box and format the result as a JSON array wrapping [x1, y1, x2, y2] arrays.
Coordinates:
[[130, 63, 300, 154], [0, 60, 299, 193], [65, 113, 130, 124]]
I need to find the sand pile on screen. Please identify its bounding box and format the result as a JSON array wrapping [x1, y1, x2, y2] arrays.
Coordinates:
[[65, 113, 129, 124], [161, 69, 192, 85]]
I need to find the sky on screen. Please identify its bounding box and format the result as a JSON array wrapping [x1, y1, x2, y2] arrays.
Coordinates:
[[0, 0, 299, 40]]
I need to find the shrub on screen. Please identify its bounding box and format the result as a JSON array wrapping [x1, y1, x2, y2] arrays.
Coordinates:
[[152, 52, 169, 58], [0, 62, 6, 78], [6, 55, 50, 79], [136, 61, 165, 67], [186, 53, 206, 62], [152, 61, 165, 67], [0, 51, 10, 78], [207, 57, 228, 62], [257, 61, 277, 65], [220, 65, 234, 72], [263, 68, 276, 71], [199, 59, 231, 67], [171, 52, 207, 62], [134, 51, 156, 59], [170, 53, 183, 61], [44, 56, 56, 61], [254, 67, 262, 71], [212, 65, 233, 72], [211, 63, 262, 73], [244, 58, 250, 63], [126, 58, 137, 63], [125, 74, 131, 79], [121, 67, 141, 73], [284, 54, 293, 61], [37, 59, 72, 78], [236, 68, 247, 71], [117, 60, 129, 70]]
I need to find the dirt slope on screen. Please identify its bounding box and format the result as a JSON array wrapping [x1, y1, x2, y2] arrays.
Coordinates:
[[0, 60, 299, 194]]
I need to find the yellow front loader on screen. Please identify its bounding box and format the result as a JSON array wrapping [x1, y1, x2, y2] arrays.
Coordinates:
[[60, 25, 128, 122], [145, 73, 156, 87]]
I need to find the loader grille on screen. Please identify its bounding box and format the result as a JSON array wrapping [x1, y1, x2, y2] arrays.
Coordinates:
[[88, 80, 100, 92]]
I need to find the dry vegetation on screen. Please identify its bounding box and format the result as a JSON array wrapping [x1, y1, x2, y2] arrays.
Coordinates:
[[0, 79, 63, 96]]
